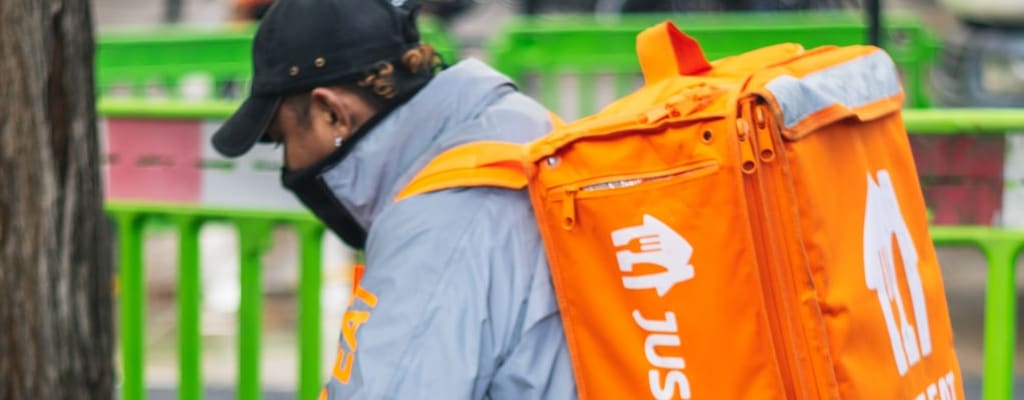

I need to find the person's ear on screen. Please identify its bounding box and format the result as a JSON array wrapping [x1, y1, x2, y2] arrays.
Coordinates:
[[310, 86, 353, 137]]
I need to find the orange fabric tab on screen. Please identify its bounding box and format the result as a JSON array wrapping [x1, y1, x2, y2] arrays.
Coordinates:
[[637, 21, 712, 85], [395, 141, 529, 202]]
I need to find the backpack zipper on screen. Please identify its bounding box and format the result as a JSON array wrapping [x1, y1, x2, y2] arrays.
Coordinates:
[[557, 160, 720, 231], [739, 99, 812, 400], [750, 100, 838, 400]]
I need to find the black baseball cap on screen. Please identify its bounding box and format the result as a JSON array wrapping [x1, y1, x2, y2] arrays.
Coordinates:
[[212, 0, 422, 157]]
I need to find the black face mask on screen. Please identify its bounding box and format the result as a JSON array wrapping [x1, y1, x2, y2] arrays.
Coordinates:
[[280, 84, 426, 249], [280, 116, 380, 249]]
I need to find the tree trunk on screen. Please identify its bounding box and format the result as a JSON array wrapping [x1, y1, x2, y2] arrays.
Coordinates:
[[0, 0, 115, 399]]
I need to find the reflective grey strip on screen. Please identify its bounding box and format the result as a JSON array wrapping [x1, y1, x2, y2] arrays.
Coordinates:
[[765, 50, 903, 129]]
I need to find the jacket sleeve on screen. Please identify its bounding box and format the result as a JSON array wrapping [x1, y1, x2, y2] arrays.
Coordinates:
[[321, 189, 577, 400], [484, 248, 578, 400], [320, 195, 500, 400]]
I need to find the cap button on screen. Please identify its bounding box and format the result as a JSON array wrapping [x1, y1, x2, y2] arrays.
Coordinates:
[[314, 57, 326, 68], [289, 66, 299, 76]]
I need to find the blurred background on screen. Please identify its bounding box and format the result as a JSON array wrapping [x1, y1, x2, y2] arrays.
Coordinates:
[[91, 0, 1024, 399]]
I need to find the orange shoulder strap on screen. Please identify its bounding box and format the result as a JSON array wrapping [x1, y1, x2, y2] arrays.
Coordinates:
[[395, 112, 565, 202], [394, 140, 530, 202]]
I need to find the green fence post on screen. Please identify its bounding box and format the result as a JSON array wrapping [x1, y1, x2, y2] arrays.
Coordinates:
[[981, 238, 1022, 400], [932, 227, 1024, 400], [237, 219, 272, 400], [116, 212, 147, 400], [298, 222, 326, 400], [176, 216, 203, 400]]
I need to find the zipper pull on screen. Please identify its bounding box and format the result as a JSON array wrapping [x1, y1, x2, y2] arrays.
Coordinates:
[[737, 118, 757, 174], [754, 105, 777, 163], [562, 188, 578, 230]]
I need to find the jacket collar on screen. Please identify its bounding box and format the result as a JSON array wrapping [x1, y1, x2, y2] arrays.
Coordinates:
[[319, 58, 517, 231]]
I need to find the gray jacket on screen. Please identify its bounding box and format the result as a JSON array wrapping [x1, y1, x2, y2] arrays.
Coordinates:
[[320, 59, 578, 399]]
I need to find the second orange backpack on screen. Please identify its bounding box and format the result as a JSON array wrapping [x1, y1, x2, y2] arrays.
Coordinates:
[[399, 21, 963, 400]]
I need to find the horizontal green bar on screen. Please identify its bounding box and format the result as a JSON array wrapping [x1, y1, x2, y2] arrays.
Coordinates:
[[929, 225, 1024, 246], [501, 11, 927, 33], [98, 23, 257, 43], [99, 98, 1024, 136], [105, 202, 319, 224], [903, 109, 1024, 134], [107, 202, 1024, 244], [98, 98, 241, 119]]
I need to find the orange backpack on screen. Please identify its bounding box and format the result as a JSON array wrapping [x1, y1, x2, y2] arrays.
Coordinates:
[[398, 21, 963, 400]]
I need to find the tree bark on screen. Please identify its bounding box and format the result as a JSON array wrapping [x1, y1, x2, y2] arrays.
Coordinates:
[[0, 0, 115, 399]]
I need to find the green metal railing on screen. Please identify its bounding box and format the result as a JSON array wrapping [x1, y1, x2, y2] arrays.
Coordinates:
[[489, 11, 940, 113], [96, 17, 458, 100], [882, 111, 1024, 400], [930, 227, 1024, 400], [105, 109, 1024, 400], [109, 203, 325, 400]]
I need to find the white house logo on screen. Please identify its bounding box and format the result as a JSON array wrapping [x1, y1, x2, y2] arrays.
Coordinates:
[[612, 214, 695, 399], [863, 170, 932, 376], [612, 214, 695, 297]]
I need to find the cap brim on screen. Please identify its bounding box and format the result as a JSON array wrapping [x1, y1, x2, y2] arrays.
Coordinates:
[[212, 95, 282, 158]]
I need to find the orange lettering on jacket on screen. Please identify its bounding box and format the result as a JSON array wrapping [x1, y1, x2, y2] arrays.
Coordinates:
[[332, 285, 379, 384]]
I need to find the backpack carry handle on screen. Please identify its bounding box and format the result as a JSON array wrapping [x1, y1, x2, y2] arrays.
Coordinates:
[[637, 21, 712, 85]]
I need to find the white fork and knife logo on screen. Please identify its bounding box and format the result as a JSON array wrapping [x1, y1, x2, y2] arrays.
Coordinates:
[[612, 215, 696, 400], [612, 215, 695, 297]]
